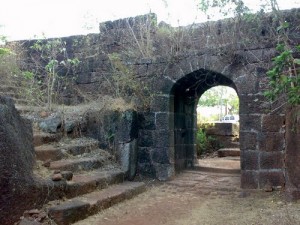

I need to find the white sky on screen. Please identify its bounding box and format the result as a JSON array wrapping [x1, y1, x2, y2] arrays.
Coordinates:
[[0, 0, 299, 41]]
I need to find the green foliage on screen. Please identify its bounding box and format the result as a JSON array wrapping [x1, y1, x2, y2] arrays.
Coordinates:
[[196, 128, 208, 155], [21, 72, 45, 105], [0, 33, 11, 55], [196, 127, 221, 156], [0, 47, 11, 55], [199, 0, 250, 18], [198, 86, 239, 114], [0, 49, 19, 81], [22, 71, 34, 80], [107, 53, 153, 109], [264, 21, 300, 106], [0, 39, 46, 106], [29, 38, 80, 110], [198, 0, 299, 106], [30, 38, 80, 71], [198, 0, 282, 18], [199, 90, 219, 107], [108, 53, 137, 96]]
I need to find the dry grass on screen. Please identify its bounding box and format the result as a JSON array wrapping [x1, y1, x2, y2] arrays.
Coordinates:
[[33, 160, 54, 178], [17, 95, 134, 116], [58, 95, 134, 114]]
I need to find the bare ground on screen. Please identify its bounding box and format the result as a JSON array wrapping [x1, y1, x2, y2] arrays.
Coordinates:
[[74, 159, 300, 225]]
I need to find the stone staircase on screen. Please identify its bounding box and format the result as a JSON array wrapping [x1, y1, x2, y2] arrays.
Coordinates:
[[217, 147, 240, 157], [32, 130, 146, 225], [0, 83, 36, 106], [217, 138, 240, 158], [197, 139, 241, 174]]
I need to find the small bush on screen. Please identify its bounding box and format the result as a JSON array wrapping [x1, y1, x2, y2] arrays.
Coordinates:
[[196, 128, 207, 156], [196, 128, 221, 156]]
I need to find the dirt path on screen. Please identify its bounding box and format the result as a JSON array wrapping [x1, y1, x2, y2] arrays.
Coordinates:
[[75, 168, 300, 225]]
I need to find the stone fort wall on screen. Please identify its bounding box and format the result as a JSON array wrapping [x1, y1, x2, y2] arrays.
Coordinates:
[[14, 8, 300, 190]]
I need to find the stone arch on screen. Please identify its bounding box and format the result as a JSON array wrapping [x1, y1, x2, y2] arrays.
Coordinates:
[[170, 69, 238, 171], [140, 58, 285, 189]]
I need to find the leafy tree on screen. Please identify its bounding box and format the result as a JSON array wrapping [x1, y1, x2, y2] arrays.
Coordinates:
[[29, 38, 80, 110], [196, 127, 221, 156], [0, 29, 10, 55], [265, 42, 300, 105], [198, 0, 250, 19], [263, 17, 300, 106], [198, 88, 220, 107], [198, 86, 239, 114], [0, 46, 10, 55]]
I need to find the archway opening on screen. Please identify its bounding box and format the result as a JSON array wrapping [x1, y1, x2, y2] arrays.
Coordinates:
[[196, 86, 240, 172], [171, 69, 239, 172]]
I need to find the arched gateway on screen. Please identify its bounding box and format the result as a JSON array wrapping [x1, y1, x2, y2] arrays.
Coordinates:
[[171, 70, 237, 172], [122, 11, 298, 190], [136, 30, 288, 189], [17, 9, 299, 191]]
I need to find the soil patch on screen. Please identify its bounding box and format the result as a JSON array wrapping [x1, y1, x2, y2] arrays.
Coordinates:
[[75, 170, 300, 225]]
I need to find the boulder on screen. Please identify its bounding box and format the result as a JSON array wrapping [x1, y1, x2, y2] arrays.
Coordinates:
[[38, 113, 62, 133], [85, 109, 138, 179], [0, 97, 37, 224]]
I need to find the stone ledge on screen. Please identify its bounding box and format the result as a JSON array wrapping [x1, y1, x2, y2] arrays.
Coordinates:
[[48, 182, 146, 225], [217, 148, 240, 157]]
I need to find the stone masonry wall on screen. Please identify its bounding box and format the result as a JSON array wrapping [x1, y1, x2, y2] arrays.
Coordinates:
[[284, 106, 300, 200], [12, 9, 300, 189]]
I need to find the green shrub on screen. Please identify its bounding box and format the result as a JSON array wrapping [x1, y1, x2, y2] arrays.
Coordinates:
[[196, 128, 207, 156], [196, 128, 221, 156]]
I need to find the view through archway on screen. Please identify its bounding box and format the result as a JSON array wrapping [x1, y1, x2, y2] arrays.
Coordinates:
[[171, 69, 239, 173], [196, 86, 240, 173]]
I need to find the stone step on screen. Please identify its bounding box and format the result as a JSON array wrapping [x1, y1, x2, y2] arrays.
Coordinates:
[[29, 169, 125, 202], [0, 94, 30, 106], [0, 91, 19, 98], [196, 157, 240, 174], [49, 150, 114, 172], [66, 169, 125, 198], [36, 144, 64, 161], [13, 98, 33, 106], [194, 165, 240, 174], [16, 105, 44, 114], [33, 132, 62, 147], [217, 148, 240, 157], [58, 137, 99, 156], [48, 182, 146, 225], [0, 85, 21, 92], [228, 141, 240, 148], [35, 137, 99, 161]]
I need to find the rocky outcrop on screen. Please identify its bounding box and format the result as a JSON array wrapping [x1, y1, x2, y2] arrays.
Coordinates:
[[0, 97, 37, 225], [85, 109, 138, 179]]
